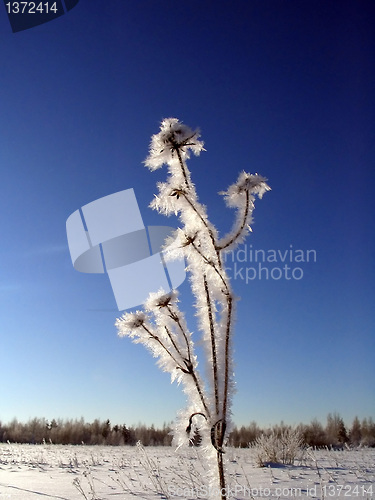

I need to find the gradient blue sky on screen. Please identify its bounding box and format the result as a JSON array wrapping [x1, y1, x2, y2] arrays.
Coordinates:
[[0, 1, 374, 429]]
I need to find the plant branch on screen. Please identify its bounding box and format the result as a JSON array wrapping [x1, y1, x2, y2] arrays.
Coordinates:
[[164, 322, 210, 419], [141, 324, 185, 371], [217, 189, 250, 251], [165, 304, 192, 361], [163, 325, 184, 359]]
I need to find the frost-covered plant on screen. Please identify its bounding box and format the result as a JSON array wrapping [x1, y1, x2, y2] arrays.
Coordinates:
[[254, 428, 304, 467], [116, 118, 270, 499]]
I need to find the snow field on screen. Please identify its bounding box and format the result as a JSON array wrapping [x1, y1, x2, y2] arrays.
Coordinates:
[[0, 444, 374, 499]]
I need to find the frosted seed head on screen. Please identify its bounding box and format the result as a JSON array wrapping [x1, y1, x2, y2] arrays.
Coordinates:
[[145, 289, 179, 312], [144, 118, 205, 169], [221, 172, 271, 207], [116, 311, 147, 337]]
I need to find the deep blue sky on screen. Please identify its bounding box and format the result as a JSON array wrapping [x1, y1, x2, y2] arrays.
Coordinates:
[[0, 1, 374, 429]]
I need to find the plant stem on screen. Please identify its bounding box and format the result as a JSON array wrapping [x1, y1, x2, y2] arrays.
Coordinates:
[[204, 275, 219, 417], [190, 369, 211, 419], [175, 147, 190, 187], [163, 325, 210, 419], [181, 192, 219, 260], [218, 450, 226, 500], [222, 294, 233, 421]]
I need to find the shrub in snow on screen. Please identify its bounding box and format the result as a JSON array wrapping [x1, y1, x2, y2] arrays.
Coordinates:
[[254, 427, 304, 467], [116, 118, 270, 499]]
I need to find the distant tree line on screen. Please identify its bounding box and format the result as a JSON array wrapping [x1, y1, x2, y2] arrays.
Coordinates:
[[228, 414, 375, 448], [0, 418, 173, 446], [0, 413, 374, 448]]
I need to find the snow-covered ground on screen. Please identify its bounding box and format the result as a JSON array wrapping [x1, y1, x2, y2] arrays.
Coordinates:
[[0, 443, 374, 499]]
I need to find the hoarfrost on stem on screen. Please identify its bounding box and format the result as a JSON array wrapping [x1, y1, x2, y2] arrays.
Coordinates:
[[116, 118, 270, 499]]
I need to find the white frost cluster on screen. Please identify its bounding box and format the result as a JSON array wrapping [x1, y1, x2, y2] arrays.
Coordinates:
[[144, 118, 205, 171], [217, 171, 271, 251], [116, 119, 269, 497]]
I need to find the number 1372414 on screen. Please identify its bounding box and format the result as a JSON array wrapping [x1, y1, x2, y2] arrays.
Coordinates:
[[5, 2, 59, 14]]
